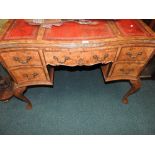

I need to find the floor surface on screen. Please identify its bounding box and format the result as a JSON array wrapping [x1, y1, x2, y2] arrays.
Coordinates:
[[0, 65, 155, 135]]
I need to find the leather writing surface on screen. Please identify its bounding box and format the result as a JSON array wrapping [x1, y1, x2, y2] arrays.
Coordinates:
[[43, 20, 115, 40], [0, 19, 153, 41], [115, 20, 152, 37], [3, 20, 39, 40]]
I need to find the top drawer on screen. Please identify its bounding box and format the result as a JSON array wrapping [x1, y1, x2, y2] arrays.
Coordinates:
[[44, 48, 118, 66], [117, 46, 154, 61], [0, 50, 42, 67]]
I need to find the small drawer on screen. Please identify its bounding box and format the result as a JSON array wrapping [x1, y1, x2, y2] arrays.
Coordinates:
[[10, 67, 47, 84], [110, 62, 144, 77], [117, 46, 154, 61], [44, 48, 117, 66], [0, 50, 42, 67]]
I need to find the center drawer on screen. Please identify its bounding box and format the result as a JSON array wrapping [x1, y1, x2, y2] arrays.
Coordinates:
[[44, 48, 117, 66], [0, 50, 42, 67]]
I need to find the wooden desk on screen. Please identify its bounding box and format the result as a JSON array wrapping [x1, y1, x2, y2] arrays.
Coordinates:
[[0, 19, 155, 109]]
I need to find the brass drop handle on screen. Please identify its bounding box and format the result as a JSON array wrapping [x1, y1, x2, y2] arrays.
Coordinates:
[[103, 53, 109, 59], [93, 55, 99, 61], [53, 56, 70, 64], [13, 56, 32, 64], [126, 52, 142, 60], [93, 53, 109, 61], [23, 72, 39, 80], [120, 68, 134, 75]]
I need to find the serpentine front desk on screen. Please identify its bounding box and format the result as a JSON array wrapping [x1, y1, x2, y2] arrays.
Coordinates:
[[0, 19, 155, 109]]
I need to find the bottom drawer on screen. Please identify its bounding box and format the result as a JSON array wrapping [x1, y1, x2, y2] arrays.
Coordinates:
[[110, 62, 144, 78], [10, 67, 48, 85]]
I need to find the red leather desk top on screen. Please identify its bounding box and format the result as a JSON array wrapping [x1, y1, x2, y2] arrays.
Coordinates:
[[0, 19, 153, 41]]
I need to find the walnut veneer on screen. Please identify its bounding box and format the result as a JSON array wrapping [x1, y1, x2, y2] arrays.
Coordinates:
[[0, 19, 155, 109]]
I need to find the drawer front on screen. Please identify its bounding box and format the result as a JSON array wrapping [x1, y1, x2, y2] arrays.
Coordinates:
[[117, 47, 154, 61], [0, 50, 42, 67], [110, 62, 144, 77], [10, 67, 47, 84], [44, 48, 117, 66]]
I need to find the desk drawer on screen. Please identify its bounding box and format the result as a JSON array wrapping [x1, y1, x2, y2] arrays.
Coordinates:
[[117, 47, 154, 61], [10, 67, 47, 84], [110, 62, 144, 77], [44, 48, 117, 66], [0, 50, 42, 67]]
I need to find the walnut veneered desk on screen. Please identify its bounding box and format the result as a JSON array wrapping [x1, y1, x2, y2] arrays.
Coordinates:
[[0, 19, 155, 109]]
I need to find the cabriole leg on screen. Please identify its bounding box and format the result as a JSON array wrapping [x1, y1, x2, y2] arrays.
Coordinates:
[[13, 86, 32, 110], [122, 79, 141, 104]]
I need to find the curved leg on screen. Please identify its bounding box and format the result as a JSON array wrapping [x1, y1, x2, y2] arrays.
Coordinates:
[[122, 79, 141, 104], [13, 87, 32, 110]]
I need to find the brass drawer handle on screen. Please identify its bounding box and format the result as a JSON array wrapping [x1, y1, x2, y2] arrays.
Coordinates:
[[93, 53, 109, 61], [13, 56, 32, 64], [103, 53, 109, 59], [23, 72, 39, 80], [120, 68, 134, 75], [53, 56, 70, 64], [126, 52, 142, 60]]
